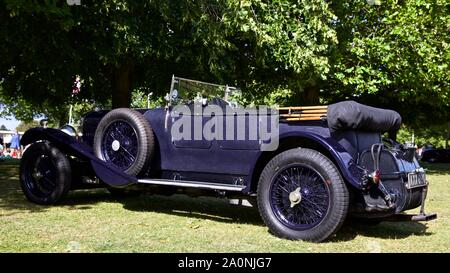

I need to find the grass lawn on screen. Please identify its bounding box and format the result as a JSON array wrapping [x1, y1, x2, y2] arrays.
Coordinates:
[[0, 161, 449, 253]]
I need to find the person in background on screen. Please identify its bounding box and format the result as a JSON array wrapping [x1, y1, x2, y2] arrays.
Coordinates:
[[3, 148, 11, 157], [10, 130, 21, 158]]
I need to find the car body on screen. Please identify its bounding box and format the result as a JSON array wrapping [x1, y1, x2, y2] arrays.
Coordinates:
[[421, 149, 450, 163], [19, 77, 436, 242]]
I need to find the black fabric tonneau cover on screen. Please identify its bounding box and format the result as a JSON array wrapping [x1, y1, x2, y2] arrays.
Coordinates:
[[327, 101, 401, 134]]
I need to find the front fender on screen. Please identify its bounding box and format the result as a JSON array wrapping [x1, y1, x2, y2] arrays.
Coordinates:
[[21, 127, 137, 187]]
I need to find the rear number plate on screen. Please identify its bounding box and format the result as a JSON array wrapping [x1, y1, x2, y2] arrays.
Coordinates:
[[406, 172, 427, 189]]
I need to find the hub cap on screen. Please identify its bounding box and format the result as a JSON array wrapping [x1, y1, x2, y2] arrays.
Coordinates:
[[289, 187, 302, 208], [111, 140, 120, 151]]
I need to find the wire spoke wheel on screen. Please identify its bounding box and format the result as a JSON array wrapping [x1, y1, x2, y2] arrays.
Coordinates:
[[270, 164, 330, 230], [19, 142, 71, 205], [93, 108, 155, 177], [257, 148, 349, 242], [23, 155, 58, 198], [101, 120, 139, 170]]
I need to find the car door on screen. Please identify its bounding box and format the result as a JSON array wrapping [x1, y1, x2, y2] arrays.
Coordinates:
[[171, 104, 212, 149]]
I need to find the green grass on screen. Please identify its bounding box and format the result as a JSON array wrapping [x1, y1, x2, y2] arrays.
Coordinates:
[[0, 162, 449, 252]]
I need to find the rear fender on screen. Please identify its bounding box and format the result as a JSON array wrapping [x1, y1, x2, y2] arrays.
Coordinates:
[[254, 131, 366, 190], [21, 127, 137, 187]]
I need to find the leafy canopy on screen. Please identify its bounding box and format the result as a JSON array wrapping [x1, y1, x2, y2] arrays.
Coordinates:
[[0, 0, 448, 131]]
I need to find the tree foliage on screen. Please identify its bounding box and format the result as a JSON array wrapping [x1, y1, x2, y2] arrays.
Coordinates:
[[329, 0, 450, 126], [396, 123, 450, 149], [15, 120, 40, 132], [0, 0, 448, 131]]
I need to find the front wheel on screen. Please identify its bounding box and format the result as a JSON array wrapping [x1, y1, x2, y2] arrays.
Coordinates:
[[257, 148, 349, 242], [19, 142, 72, 205]]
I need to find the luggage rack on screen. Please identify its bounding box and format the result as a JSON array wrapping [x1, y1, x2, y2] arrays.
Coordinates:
[[278, 105, 328, 121]]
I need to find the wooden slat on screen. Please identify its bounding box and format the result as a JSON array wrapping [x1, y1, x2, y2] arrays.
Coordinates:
[[280, 113, 326, 117], [298, 109, 328, 114], [278, 105, 327, 122], [279, 111, 325, 115], [278, 110, 327, 114], [285, 117, 324, 121], [278, 105, 328, 111]]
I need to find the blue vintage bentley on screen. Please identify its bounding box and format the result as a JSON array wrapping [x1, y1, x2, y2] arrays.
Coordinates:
[[19, 77, 436, 242]]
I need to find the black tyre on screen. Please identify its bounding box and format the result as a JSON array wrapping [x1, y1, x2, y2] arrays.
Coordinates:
[[93, 108, 155, 176], [257, 148, 349, 242], [20, 142, 72, 205], [108, 188, 142, 198]]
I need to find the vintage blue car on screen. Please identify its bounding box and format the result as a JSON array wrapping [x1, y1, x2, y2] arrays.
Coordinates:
[[19, 77, 436, 242]]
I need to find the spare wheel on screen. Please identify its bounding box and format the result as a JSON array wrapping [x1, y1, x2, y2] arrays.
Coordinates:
[[93, 108, 154, 176]]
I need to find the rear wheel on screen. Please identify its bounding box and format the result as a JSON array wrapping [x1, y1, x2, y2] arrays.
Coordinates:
[[93, 108, 154, 176], [257, 148, 349, 242], [20, 142, 71, 205]]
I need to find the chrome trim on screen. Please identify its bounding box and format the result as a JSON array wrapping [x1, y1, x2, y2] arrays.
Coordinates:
[[137, 178, 246, 192]]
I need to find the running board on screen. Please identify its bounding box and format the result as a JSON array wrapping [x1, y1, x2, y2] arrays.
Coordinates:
[[137, 179, 246, 192]]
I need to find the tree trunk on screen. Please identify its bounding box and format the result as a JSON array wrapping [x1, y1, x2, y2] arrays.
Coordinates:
[[303, 84, 320, 106], [55, 109, 69, 127], [291, 80, 320, 106], [446, 122, 450, 149], [112, 60, 134, 109]]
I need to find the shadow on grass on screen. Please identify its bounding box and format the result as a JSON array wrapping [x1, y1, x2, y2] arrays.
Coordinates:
[[0, 159, 21, 165], [0, 164, 433, 240], [420, 162, 450, 176], [60, 187, 264, 226], [62, 191, 434, 241], [79, 191, 433, 241], [332, 219, 431, 242], [0, 166, 264, 225], [0, 164, 114, 214], [0, 165, 48, 214], [121, 194, 264, 226], [2, 183, 432, 241]]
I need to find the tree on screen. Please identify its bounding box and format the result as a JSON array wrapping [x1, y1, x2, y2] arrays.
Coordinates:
[[0, 0, 448, 131], [16, 120, 39, 132], [0, 124, 8, 131], [328, 0, 450, 126], [0, 0, 339, 124], [396, 123, 450, 149]]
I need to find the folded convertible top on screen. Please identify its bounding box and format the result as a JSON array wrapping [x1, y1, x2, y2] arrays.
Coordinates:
[[327, 101, 402, 134]]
